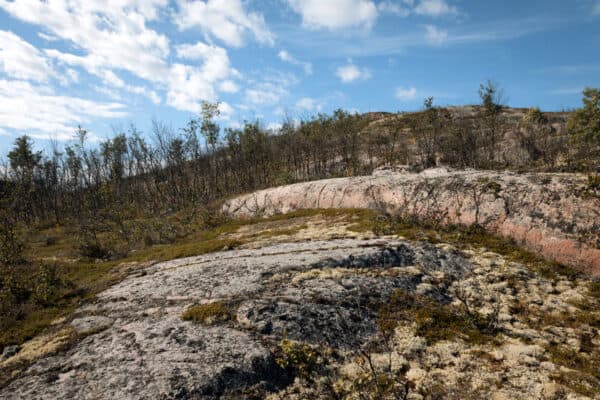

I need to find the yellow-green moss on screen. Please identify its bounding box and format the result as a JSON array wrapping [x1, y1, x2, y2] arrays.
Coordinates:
[[181, 301, 235, 325], [378, 289, 496, 345], [275, 339, 320, 380]]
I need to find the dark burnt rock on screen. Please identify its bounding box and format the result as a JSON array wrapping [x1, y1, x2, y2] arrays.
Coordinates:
[[236, 245, 470, 348]]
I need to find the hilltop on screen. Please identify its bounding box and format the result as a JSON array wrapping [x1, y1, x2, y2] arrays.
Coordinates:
[[1, 89, 599, 398]]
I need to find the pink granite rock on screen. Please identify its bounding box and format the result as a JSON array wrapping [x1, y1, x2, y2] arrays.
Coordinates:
[[224, 168, 600, 275]]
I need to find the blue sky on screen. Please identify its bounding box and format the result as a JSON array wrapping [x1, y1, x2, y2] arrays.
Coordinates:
[[0, 0, 599, 153]]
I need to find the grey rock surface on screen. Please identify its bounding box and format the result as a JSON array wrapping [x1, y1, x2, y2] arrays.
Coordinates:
[[0, 238, 470, 399]]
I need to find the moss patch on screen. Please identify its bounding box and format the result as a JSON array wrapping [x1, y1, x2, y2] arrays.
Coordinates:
[[181, 301, 236, 325], [378, 290, 497, 345], [547, 345, 600, 397]]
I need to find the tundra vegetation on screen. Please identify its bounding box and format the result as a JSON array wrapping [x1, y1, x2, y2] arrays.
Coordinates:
[[0, 84, 599, 395]]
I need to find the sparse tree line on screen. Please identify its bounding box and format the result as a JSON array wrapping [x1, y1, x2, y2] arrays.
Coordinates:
[[0, 81, 598, 347], [0, 83, 598, 241]]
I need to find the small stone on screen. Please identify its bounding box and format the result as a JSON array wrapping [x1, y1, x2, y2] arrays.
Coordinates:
[[406, 367, 426, 384], [1, 345, 21, 359], [71, 316, 113, 335], [416, 282, 435, 296], [490, 350, 504, 362], [541, 382, 565, 400]]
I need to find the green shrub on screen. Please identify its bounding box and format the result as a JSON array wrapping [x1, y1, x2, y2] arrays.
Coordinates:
[[275, 339, 320, 381]]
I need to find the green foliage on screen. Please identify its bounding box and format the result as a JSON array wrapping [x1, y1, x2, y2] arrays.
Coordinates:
[[568, 87, 600, 145], [181, 301, 234, 325], [478, 80, 504, 113], [200, 101, 221, 153], [7, 135, 42, 182], [32, 264, 62, 305], [0, 215, 24, 268], [522, 107, 548, 125], [276, 339, 321, 381]]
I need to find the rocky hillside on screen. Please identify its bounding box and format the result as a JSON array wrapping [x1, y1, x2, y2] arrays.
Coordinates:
[[224, 167, 600, 276], [0, 174, 599, 399]]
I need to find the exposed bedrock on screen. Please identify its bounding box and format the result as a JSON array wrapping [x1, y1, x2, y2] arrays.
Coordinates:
[[223, 168, 600, 275], [0, 239, 470, 399]]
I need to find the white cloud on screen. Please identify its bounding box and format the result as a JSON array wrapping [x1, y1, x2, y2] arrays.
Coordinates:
[[2, 0, 240, 113], [395, 86, 417, 100], [219, 80, 239, 93], [378, 0, 458, 18], [278, 50, 313, 75], [0, 30, 54, 82], [336, 64, 371, 83], [168, 41, 240, 111], [1, 0, 171, 83], [266, 122, 283, 131], [0, 79, 127, 139], [594, 1, 600, 14], [414, 0, 457, 17], [245, 83, 288, 106], [175, 42, 239, 82], [424, 24, 448, 45], [288, 0, 378, 30], [95, 69, 161, 104], [37, 32, 59, 42], [377, 0, 412, 16], [216, 101, 235, 121], [295, 97, 319, 111], [175, 0, 274, 47], [243, 71, 298, 108], [167, 64, 218, 112]]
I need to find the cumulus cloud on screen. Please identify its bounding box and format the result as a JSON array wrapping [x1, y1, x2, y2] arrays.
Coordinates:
[[424, 24, 448, 45], [245, 82, 288, 106], [243, 72, 298, 108], [174, 0, 274, 47], [219, 80, 239, 93], [168, 41, 241, 112], [0, 30, 55, 82], [295, 97, 320, 111], [414, 0, 457, 17], [0, 0, 243, 126], [0, 79, 127, 139], [378, 0, 458, 18], [288, 0, 378, 30], [278, 50, 313, 75], [1, 0, 171, 83], [395, 86, 417, 100], [336, 64, 371, 83], [377, 0, 412, 16]]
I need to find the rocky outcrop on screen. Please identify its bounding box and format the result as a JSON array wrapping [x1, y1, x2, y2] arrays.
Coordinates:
[[223, 168, 600, 275], [2, 236, 598, 399], [0, 239, 465, 399]]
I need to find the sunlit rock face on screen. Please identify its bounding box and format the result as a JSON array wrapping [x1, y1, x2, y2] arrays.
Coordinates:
[[2, 237, 598, 399], [0, 239, 467, 399], [224, 168, 600, 275]]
